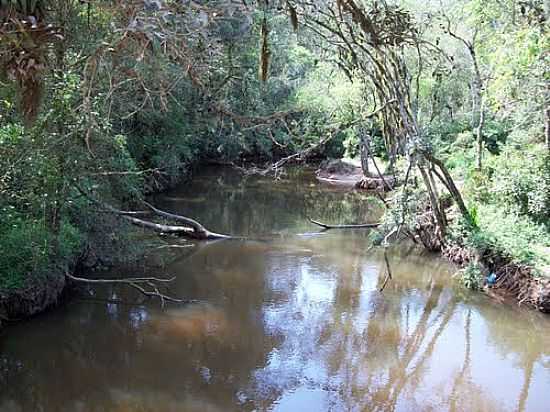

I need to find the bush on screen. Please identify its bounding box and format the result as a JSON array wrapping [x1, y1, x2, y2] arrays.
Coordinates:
[[460, 262, 484, 290], [451, 203, 550, 271], [489, 144, 550, 224], [0, 210, 82, 292], [474, 204, 550, 268]]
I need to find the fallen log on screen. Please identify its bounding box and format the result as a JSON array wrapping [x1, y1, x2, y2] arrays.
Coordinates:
[[309, 218, 380, 229], [355, 175, 397, 191], [122, 213, 231, 240]]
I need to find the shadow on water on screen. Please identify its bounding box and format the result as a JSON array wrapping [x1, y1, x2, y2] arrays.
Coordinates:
[[1, 167, 550, 412]]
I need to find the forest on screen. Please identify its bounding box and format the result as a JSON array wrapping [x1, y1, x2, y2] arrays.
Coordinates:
[[1, 1, 550, 411]]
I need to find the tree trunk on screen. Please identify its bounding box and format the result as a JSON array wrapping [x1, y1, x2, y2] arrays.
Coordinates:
[[360, 133, 370, 176], [467, 41, 485, 169], [422, 150, 474, 227], [476, 96, 485, 170], [419, 165, 446, 241], [545, 105, 550, 151]]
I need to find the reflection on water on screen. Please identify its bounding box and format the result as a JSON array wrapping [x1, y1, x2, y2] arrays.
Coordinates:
[[1, 167, 549, 412]]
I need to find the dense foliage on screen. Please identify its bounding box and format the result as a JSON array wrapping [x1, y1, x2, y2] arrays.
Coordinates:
[[0, 0, 548, 294]]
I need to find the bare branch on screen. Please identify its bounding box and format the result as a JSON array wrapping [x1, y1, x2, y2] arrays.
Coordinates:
[[309, 218, 380, 229], [65, 273, 189, 307]]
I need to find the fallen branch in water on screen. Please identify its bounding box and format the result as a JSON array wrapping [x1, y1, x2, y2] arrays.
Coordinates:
[[309, 218, 380, 229], [75, 185, 233, 240], [140, 201, 233, 240], [65, 273, 188, 308], [240, 102, 398, 178]]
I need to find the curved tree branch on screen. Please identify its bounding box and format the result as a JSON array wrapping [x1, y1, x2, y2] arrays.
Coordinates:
[[74, 184, 233, 240], [141, 201, 232, 239]]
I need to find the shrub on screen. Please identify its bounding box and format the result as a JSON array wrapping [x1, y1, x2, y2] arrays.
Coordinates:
[[460, 262, 484, 290], [489, 144, 550, 224], [0, 210, 82, 292]]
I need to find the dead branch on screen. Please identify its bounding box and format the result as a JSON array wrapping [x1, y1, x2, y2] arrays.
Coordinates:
[[141, 201, 232, 239], [65, 273, 188, 308], [309, 218, 380, 229], [246, 133, 335, 177], [251, 100, 398, 177], [75, 185, 234, 240]]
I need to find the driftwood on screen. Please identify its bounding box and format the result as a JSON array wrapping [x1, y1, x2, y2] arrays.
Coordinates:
[[309, 218, 380, 229], [118, 202, 232, 240]]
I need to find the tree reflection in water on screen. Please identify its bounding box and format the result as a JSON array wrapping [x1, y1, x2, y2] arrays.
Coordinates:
[[1, 167, 549, 412]]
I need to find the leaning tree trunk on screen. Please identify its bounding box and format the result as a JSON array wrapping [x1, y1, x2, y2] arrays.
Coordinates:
[[360, 133, 371, 176], [418, 164, 446, 241], [422, 150, 474, 227]]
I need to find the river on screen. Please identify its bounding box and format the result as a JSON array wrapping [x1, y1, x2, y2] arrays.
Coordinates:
[[1, 167, 549, 411]]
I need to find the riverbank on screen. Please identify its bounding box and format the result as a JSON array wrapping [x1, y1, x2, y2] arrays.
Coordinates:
[[443, 243, 550, 313], [0, 272, 66, 328], [313, 159, 550, 313], [1, 161, 548, 332], [0, 166, 197, 329]]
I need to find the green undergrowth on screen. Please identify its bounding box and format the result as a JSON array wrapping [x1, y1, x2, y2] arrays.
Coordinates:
[[446, 145, 550, 280], [0, 210, 82, 293]]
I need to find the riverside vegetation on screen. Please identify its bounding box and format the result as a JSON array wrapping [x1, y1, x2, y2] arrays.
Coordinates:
[[0, 0, 549, 322]]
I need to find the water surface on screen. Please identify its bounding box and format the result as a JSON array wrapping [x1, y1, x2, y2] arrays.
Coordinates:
[[1, 167, 549, 412]]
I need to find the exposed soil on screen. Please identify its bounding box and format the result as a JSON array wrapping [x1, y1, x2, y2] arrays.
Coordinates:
[[0, 271, 67, 327], [443, 244, 550, 313], [315, 159, 363, 186]]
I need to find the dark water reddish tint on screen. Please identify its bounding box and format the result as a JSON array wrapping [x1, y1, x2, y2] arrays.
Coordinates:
[[1, 167, 549, 412]]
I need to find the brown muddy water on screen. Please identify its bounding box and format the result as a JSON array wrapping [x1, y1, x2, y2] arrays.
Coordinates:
[[1, 167, 550, 412]]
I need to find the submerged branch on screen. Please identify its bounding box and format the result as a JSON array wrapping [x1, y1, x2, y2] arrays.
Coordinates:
[[65, 273, 189, 307], [309, 218, 380, 229]]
